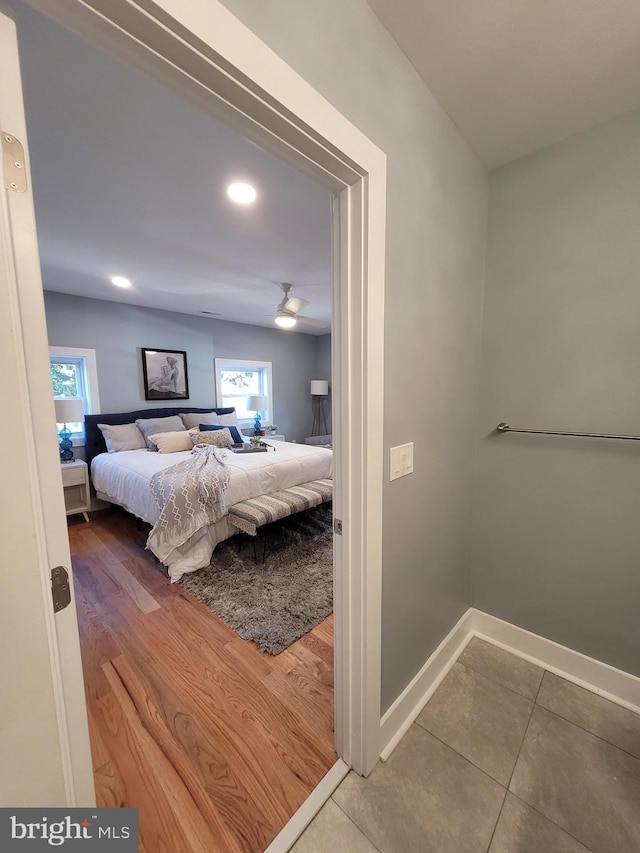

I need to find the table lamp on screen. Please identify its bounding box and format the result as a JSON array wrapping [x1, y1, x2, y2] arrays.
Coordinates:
[[54, 397, 84, 462], [248, 395, 268, 436]]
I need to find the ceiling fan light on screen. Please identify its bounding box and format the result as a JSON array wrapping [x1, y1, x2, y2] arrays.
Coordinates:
[[275, 312, 297, 329]]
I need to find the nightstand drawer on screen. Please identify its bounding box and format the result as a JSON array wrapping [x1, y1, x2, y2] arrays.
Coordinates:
[[61, 463, 86, 487]]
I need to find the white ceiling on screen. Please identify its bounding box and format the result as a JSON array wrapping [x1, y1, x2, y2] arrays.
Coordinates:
[[13, 2, 332, 334], [14, 1, 640, 327], [367, 0, 640, 168]]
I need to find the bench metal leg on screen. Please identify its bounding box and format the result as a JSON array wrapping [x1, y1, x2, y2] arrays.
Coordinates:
[[237, 531, 268, 565], [253, 534, 267, 565]]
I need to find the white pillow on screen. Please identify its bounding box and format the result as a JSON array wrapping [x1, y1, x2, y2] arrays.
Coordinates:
[[217, 411, 238, 427], [180, 411, 220, 430], [135, 415, 186, 450], [148, 430, 193, 453], [98, 422, 146, 453]]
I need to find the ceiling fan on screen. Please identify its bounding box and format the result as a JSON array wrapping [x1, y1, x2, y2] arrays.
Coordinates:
[[273, 283, 326, 330]]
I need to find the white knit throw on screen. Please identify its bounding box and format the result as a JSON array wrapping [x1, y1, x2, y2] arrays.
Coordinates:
[[147, 444, 230, 564]]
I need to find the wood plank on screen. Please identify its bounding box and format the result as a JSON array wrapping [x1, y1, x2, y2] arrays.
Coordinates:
[[298, 628, 334, 667], [75, 528, 160, 614], [263, 669, 335, 744], [94, 761, 127, 809], [111, 654, 276, 851], [86, 704, 112, 771], [98, 660, 235, 853], [72, 563, 121, 700], [105, 657, 245, 852]]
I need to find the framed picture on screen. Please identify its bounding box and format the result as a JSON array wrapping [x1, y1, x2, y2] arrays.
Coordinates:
[[141, 348, 189, 400]]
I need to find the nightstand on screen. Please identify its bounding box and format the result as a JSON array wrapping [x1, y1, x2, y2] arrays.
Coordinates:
[[60, 459, 90, 522], [267, 434, 285, 442]]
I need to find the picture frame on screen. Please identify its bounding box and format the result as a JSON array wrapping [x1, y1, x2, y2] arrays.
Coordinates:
[[141, 348, 189, 400]]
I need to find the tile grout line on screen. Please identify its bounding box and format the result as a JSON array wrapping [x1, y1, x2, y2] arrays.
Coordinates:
[[458, 643, 640, 767], [536, 673, 640, 765], [482, 672, 543, 851], [482, 787, 508, 853], [453, 658, 540, 705], [507, 790, 596, 853], [413, 723, 510, 790], [458, 648, 544, 702], [509, 672, 598, 853], [329, 793, 384, 853], [505, 667, 545, 789]]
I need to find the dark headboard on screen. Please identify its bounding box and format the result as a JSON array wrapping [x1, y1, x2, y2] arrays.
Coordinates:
[[84, 407, 235, 468]]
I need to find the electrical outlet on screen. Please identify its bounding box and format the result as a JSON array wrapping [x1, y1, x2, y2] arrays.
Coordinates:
[[390, 442, 414, 480]]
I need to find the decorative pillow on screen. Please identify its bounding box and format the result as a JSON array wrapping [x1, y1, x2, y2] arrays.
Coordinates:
[[135, 415, 186, 450], [97, 422, 146, 453], [199, 423, 244, 444], [180, 411, 220, 430], [148, 430, 193, 453], [217, 410, 238, 427], [191, 428, 234, 448]]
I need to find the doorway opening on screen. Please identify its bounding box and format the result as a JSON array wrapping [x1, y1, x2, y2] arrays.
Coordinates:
[[2, 0, 385, 832]]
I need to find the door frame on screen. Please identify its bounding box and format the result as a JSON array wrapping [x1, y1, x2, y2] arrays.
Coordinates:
[[22, 0, 386, 793]]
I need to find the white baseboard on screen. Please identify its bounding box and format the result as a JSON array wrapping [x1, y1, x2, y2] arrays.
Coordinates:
[[263, 759, 350, 853], [378, 607, 640, 762], [379, 609, 473, 761]]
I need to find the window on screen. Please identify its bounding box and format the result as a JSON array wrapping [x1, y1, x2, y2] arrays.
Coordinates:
[[50, 346, 101, 445], [214, 359, 273, 424]]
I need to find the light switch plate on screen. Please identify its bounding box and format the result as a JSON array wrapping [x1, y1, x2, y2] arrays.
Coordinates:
[[390, 442, 414, 481]]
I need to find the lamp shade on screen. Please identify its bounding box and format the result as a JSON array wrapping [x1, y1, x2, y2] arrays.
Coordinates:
[[54, 397, 84, 423], [247, 395, 267, 413], [310, 380, 329, 396]]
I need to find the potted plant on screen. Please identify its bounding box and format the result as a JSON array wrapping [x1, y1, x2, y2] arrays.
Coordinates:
[[267, 424, 278, 435]]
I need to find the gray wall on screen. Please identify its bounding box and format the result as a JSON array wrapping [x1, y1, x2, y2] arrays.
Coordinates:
[[44, 291, 320, 444], [219, 0, 488, 710], [473, 109, 640, 676]]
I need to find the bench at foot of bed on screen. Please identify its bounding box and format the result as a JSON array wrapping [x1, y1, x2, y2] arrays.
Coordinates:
[[227, 479, 333, 563]]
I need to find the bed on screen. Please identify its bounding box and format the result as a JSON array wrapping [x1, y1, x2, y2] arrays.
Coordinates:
[[85, 407, 333, 582]]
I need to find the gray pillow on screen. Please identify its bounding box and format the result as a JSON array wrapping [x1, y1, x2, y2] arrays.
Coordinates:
[[98, 422, 146, 453], [191, 428, 233, 448], [180, 411, 220, 430], [135, 415, 186, 450], [217, 411, 239, 427]]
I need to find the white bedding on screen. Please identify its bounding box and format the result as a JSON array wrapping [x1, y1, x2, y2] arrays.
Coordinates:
[[91, 442, 333, 581]]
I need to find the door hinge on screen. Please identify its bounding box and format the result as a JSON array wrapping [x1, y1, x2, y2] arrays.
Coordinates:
[[51, 566, 71, 613], [2, 131, 27, 193], [334, 518, 343, 535]]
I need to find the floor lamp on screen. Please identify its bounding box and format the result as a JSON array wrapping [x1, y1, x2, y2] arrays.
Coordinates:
[[310, 380, 329, 436]]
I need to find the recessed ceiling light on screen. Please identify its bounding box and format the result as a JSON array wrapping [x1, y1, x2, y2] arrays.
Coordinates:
[[275, 313, 297, 329], [226, 182, 257, 205], [110, 275, 132, 288]]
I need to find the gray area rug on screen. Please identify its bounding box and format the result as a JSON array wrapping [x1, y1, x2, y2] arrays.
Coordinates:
[[180, 504, 333, 654]]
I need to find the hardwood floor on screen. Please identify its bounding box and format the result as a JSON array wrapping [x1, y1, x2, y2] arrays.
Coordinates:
[[68, 509, 336, 852]]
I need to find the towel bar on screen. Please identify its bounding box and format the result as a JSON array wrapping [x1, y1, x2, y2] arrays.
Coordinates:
[[497, 422, 640, 441]]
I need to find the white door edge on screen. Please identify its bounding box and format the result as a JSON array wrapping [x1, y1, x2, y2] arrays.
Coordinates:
[[0, 6, 94, 806]]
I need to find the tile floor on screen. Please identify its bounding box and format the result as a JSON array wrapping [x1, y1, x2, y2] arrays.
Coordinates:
[[291, 637, 640, 853]]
